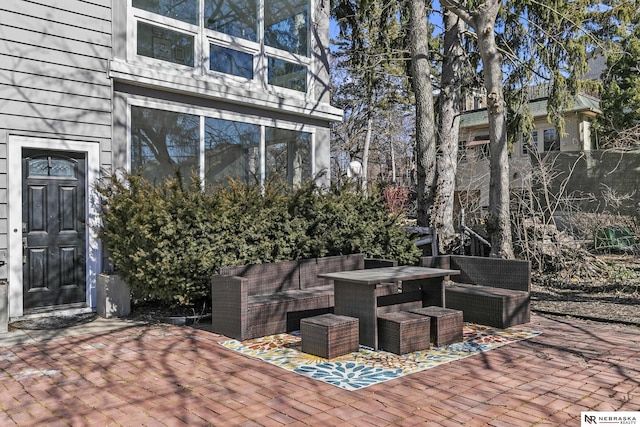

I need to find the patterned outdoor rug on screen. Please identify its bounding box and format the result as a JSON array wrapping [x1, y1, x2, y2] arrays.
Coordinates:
[[219, 323, 541, 391]]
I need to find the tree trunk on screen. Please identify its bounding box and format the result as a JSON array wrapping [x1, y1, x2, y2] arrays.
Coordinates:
[[474, 6, 514, 259], [390, 140, 396, 184], [435, 11, 464, 252], [442, 0, 514, 258], [362, 111, 373, 192], [409, 0, 437, 227]]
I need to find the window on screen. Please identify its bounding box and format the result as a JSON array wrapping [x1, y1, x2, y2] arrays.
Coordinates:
[[543, 129, 560, 151], [264, 0, 310, 56], [265, 127, 311, 186], [210, 45, 254, 79], [130, 0, 311, 93], [457, 140, 467, 162], [522, 131, 538, 156], [131, 105, 312, 187], [205, 118, 260, 184], [468, 135, 490, 159], [137, 22, 195, 67], [131, 106, 200, 182], [205, 0, 258, 41], [133, 0, 199, 25], [28, 156, 77, 178], [268, 57, 307, 92]]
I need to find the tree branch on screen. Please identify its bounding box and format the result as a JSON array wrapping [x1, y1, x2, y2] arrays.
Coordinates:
[[440, 0, 474, 28]]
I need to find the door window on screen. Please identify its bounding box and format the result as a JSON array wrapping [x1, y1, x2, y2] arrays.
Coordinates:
[[27, 156, 77, 178]]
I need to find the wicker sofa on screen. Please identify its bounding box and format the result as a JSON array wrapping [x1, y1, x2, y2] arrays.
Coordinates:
[[211, 254, 397, 340], [420, 255, 531, 328]]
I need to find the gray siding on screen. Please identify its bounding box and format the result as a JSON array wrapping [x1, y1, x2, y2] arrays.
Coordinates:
[[0, 0, 112, 251], [0, 0, 112, 138], [312, 0, 331, 104]]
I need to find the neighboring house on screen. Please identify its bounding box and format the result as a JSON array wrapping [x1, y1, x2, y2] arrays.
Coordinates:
[[0, 0, 341, 320], [456, 85, 602, 221]]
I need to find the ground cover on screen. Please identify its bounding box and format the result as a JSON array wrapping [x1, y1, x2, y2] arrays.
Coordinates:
[[531, 254, 640, 325]]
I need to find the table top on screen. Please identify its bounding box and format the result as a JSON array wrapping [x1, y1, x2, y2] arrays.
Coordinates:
[[317, 266, 460, 285]]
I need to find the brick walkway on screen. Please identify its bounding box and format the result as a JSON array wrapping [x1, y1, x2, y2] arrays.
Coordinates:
[[0, 314, 638, 426]]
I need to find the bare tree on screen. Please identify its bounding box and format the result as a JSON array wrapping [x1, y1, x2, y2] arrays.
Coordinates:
[[408, 0, 437, 227], [434, 11, 465, 252], [441, 0, 514, 258]]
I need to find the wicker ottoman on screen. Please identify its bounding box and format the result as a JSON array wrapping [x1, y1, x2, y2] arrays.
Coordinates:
[[409, 306, 463, 347], [377, 311, 430, 354], [301, 314, 359, 359]]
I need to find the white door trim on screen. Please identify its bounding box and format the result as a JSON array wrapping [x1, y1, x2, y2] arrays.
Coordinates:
[[8, 136, 101, 319]]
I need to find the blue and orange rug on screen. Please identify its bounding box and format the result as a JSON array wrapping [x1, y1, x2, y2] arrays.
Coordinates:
[[219, 323, 541, 391]]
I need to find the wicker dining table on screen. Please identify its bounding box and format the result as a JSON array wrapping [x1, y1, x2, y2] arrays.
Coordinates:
[[318, 266, 460, 349]]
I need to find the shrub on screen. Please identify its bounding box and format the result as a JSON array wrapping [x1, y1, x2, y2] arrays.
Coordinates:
[[96, 172, 420, 304]]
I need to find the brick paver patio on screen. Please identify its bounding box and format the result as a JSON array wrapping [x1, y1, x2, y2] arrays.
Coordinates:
[[0, 313, 639, 426]]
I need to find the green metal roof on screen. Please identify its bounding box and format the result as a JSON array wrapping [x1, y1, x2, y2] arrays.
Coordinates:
[[460, 93, 602, 128]]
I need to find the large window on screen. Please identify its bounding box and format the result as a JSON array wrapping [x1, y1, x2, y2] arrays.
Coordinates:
[[205, 0, 258, 41], [265, 127, 311, 186], [205, 118, 260, 184], [265, 0, 310, 56], [131, 106, 200, 182], [131, 0, 310, 92], [131, 105, 312, 186]]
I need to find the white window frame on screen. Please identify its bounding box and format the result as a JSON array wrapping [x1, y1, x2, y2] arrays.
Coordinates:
[[264, 49, 311, 95], [129, 12, 201, 75], [205, 37, 260, 82], [126, 96, 316, 184], [542, 128, 560, 152], [520, 130, 540, 155], [126, 0, 313, 98]]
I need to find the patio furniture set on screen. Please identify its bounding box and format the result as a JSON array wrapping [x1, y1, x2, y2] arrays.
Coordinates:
[[211, 254, 531, 358]]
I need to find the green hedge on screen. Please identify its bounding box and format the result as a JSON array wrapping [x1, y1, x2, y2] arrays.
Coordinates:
[[96, 172, 420, 304]]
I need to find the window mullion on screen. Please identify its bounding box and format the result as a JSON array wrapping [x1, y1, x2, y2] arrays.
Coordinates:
[[260, 124, 266, 189], [200, 116, 206, 186], [310, 131, 315, 177], [200, 0, 206, 75], [258, 0, 266, 90]]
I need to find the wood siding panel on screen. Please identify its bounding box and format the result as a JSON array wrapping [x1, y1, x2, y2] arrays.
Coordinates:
[[0, 38, 110, 72], [0, 86, 111, 113], [22, 0, 110, 17], [1, 44, 109, 73], [0, 0, 112, 141], [0, 69, 111, 99], [1, 116, 111, 140], [82, 0, 111, 8], [0, 55, 110, 86], [0, 100, 110, 125], [0, 1, 111, 34], [0, 10, 111, 48]]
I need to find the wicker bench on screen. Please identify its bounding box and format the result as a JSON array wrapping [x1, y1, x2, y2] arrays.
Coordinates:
[[420, 255, 531, 329], [211, 254, 397, 340]]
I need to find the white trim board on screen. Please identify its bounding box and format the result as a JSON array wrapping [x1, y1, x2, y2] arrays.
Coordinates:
[[7, 136, 101, 319]]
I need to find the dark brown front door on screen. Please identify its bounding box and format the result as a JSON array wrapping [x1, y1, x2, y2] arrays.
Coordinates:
[[22, 149, 87, 311]]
